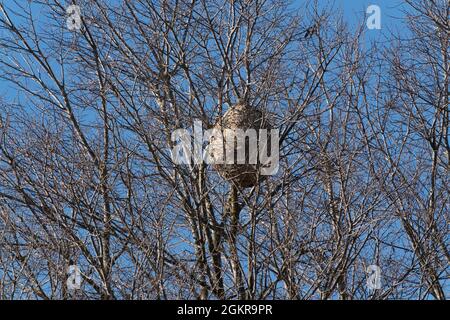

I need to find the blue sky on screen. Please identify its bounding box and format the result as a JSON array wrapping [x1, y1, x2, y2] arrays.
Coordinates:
[[339, 0, 405, 23], [0, 0, 408, 97], [328, 0, 406, 37]]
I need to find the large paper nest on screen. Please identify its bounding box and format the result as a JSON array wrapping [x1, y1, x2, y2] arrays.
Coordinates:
[[208, 104, 272, 188]]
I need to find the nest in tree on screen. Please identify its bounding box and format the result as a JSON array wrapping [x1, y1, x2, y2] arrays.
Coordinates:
[[208, 104, 272, 188]]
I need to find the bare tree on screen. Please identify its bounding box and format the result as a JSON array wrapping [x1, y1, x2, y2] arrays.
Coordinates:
[[0, 0, 448, 300]]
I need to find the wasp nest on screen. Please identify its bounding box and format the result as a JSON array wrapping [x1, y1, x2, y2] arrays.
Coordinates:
[[208, 104, 272, 188]]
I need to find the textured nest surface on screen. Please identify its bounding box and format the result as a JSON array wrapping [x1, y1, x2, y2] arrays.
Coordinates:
[[208, 104, 271, 188]]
